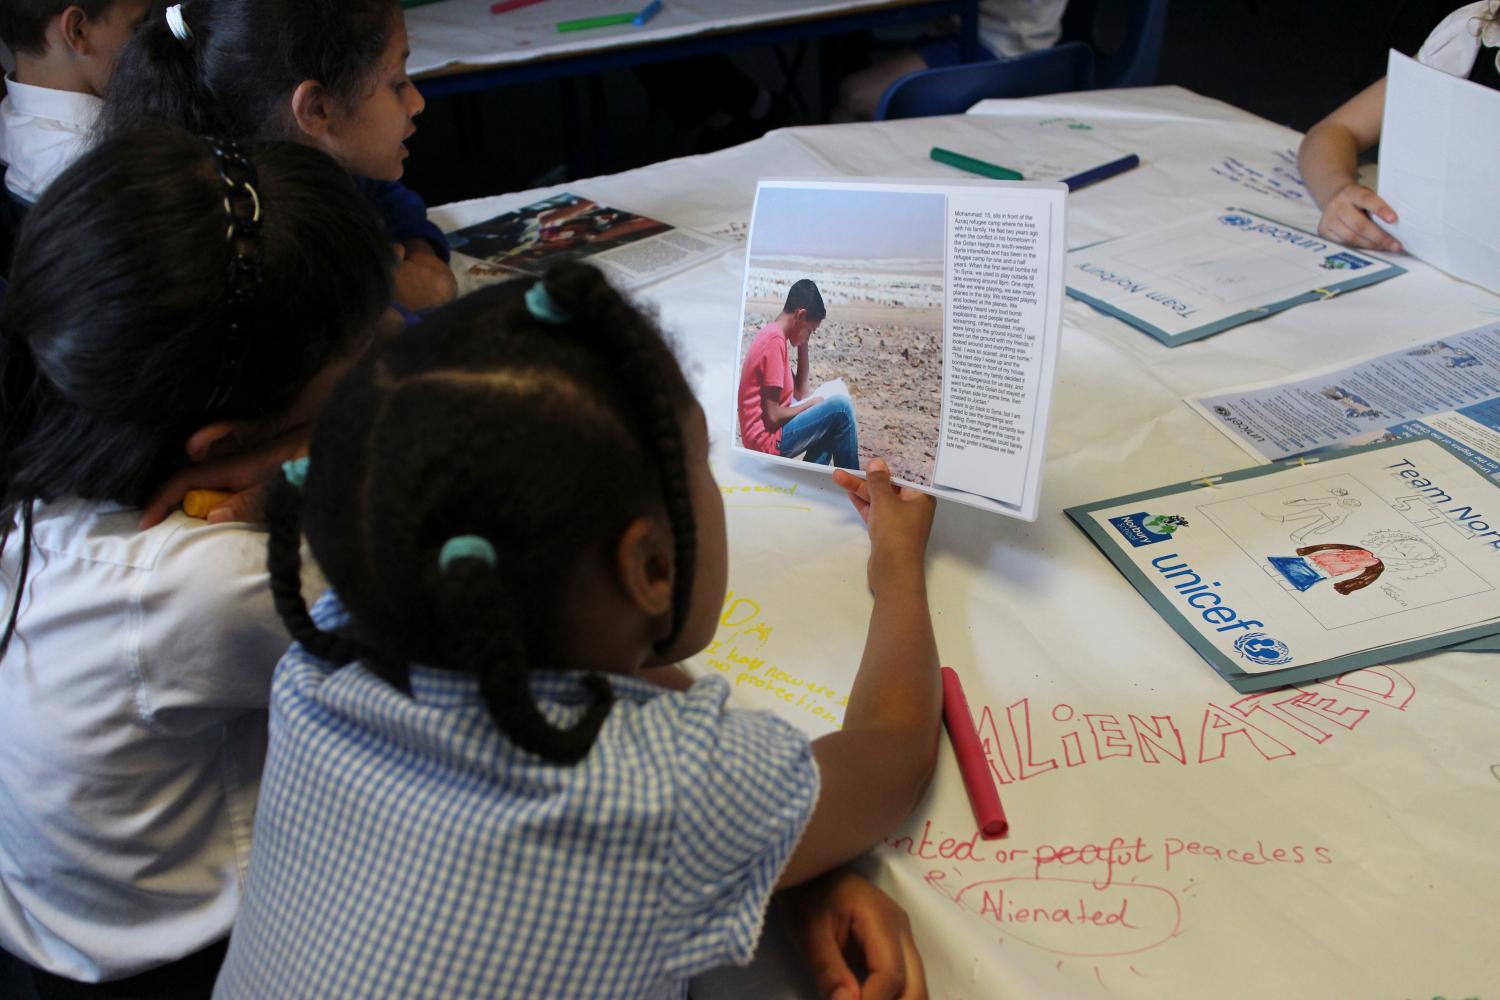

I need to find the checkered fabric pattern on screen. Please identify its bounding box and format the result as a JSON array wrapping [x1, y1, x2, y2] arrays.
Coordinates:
[[214, 595, 819, 999]]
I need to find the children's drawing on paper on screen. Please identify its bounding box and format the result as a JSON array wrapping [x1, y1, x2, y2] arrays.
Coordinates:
[[1265, 530, 1444, 598], [1260, 487, 1361, 542], [1199, 473, 1489, 630]]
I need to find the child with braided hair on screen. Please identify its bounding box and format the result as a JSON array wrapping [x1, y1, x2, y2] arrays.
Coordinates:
[[0, 124, 393, 992], [217, 261, 943, 999], [102, 0, 456, 316]]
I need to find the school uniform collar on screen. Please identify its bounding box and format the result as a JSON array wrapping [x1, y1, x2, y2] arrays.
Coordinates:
[[406, 664, 665, 709], [3, 72, 102, 127]]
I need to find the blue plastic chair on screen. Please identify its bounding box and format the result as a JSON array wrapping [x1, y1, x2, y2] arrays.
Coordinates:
[[873, 41, 1096, 121], [1060, 0, 1167, 89]]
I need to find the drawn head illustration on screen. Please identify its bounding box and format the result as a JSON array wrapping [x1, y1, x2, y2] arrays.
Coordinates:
[[1361, 529, 1445, 579], [1143, 514, 1189, 534]]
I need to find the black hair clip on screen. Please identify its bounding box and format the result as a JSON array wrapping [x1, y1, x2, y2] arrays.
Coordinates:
[[204, 137, 264, 411]]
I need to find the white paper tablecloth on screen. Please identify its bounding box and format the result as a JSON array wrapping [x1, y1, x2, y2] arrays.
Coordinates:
[[431, 86, 1500, 999]]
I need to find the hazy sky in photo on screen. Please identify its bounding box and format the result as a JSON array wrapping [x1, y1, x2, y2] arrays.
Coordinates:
[[748, 186, 945, 261]]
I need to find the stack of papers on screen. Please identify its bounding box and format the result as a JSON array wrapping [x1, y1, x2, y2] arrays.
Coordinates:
[[1068, 438, 1500, 691]]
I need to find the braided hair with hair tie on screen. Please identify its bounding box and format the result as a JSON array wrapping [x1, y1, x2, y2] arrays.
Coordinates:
[[535, 262, 698, 654], [264, 473, 382, 672], [283, 263, 699, 763]]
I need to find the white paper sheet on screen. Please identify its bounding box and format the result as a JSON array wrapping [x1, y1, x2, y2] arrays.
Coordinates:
[[1379, 51, 1500, 294]]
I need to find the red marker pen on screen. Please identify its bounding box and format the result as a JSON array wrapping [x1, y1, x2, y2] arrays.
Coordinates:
[[941, 666, 1008, 838]]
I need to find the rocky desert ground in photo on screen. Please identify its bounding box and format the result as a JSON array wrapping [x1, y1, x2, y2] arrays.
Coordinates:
[[739, 260, 944, 486]]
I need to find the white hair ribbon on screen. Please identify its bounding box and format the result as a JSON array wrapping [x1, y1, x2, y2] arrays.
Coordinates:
[[165, 4, 194, 45]]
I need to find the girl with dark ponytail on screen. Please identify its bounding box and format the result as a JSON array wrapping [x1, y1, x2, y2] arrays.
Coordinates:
[[103, 0, 457, 315], [216, 262, 945, 999], [0, 124, 390, 993]]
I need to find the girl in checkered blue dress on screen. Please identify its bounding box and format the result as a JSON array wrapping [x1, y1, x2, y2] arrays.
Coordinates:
[[216, 262, 944, 999]]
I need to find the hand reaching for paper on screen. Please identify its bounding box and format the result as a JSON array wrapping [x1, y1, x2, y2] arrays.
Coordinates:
[[1317, 182, 1402, 253]]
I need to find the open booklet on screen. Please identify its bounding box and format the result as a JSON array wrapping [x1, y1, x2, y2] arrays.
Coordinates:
[[1065, 207, 1405, 346], [1067, 438, 1500, 692], [445, 192, 731, 292], [731, 178, 1067, 520]]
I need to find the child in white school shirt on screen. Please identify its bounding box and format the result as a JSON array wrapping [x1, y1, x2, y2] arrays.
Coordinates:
[[0, 124, 393, 994], [0, 0, 149, 203]]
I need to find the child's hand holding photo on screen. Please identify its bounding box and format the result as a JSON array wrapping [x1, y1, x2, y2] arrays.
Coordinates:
[[778, 456, 941, 889]]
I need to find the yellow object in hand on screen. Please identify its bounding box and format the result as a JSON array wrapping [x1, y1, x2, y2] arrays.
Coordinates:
[[182, 489, 235, 519]]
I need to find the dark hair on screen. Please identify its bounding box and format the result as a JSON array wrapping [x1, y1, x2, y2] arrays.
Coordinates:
[[0, 0, 112, 55], [102, 0, 399, 141], [265, 262, 699, 764], [0, 124, 393, 654], [782, 278, 826, 321]]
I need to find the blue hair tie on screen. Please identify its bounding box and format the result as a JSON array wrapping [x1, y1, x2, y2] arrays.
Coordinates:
[[525, 282, 570, 325], [439, 535, 497, 572], [282, 457, 309, 489]]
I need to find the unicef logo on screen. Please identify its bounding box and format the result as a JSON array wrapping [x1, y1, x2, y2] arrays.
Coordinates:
[[1219, 214, 1254, 227], [1233, 631, 1291, 666], [1213, 405, 1232, 417]]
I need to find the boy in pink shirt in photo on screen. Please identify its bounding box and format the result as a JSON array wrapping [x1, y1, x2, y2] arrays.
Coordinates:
[[737, 279, 859, 469]]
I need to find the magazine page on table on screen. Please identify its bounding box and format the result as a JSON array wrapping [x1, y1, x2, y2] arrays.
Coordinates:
[[445, 192, 732, 295], [1066, 439, 1500, 692], [1189, 318, 1500, 471], [731, 177, 1067, 520]]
